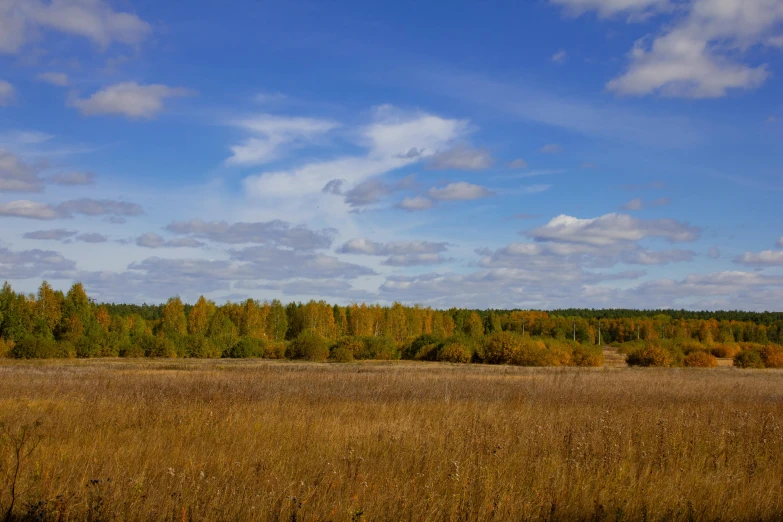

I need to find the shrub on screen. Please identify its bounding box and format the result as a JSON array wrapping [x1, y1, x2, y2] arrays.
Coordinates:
[[482, 331, 523, 364], [512, 338, 566, 367], [627, 343, 675, 367], [677, 338, 706, 354], [11, 338, 75, 359], [263, 341, 288, 359], [140, 335, 177, 358], [224, 337, 264, 358], [733, 350, 764, 369], [437, 339, 472, 363], [571, 343, 604, 367], [0, 337, 14, 358], [761, 345, 783, 369], [331, 345, 355, 363], [357, 336, 399, 360], [404, 334, 443, 361], [288, 331, 329, 362], [711, 343, 741, 359], [684, 351, 718, 368], [187, 335, 222, 358], [119, 341, 145, 358]]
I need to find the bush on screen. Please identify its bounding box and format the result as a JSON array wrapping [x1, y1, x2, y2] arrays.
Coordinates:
[[761, 345, 783, 368], [711, 343, 740, 359], [733, 350, 764, 369], [357, 336, 399, 360], [0, 338, 14, 358], [224, 337, 264, 358], [512, 338, 567, 367], [627, 343, 675, 367], [482, 331, 523, 364], [404, 334, 443, 361], [263, 340, 288, 359], [331, 345, 355, 363], [437, 339, 472, 363], [288, 331, 329, 362], [140, 335, 177, 358], [119, 340, 145, 358], [11, 337, 75, 359], [187, 335, 222, 358], [684, 351, 718, 368], [571, 343, 604, 367]]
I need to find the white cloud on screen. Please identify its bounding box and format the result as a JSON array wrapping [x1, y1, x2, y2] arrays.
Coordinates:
[[528, 212, 700, 246], [0, 200, 60, 219], [165, 219, 334, 249], [551, 0, 671, 19], [0, 245, 76, 278], [76, 232, 108, 243], [0, 80, 15, 106], [226, 114, 338, 166], [58, 198, 143, 217], [136, 232, 205, 249], [566, 0, 783, 98], [243, 106, 468, 201], [428, 182, 493, 201], [622, 197, 644, 210], [343, 179, 393, 208], [0, 149, 45, 191], [69, 82, 191, 119], [508, 158, 528, 169], [427, 144, 494, 170], [0, 0, 150, 54], [735, 250, 783, 266], [37, 72, 68, 86], [49, 171, 95, 185], [540, 143, 562, 154], [551, 50, 568, 63], [338, 238, 451, 266], [396, 196, 433, 211], [777, 235, 783, 248], [23, 229, 76, 240]]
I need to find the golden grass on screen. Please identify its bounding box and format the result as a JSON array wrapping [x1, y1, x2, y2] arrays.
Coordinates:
[[1, 359, 782, 521]]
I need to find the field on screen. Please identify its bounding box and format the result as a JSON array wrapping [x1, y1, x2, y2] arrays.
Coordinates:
[[1, 360, 782, 521]]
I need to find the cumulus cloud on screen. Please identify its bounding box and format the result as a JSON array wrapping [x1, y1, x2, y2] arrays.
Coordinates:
[[540, 143, 562, 154], [343, 179, 393, 207], [23, 229, 76, 240], [0, 80, 14, 105], [226, 247, 376, 279], [528, 212, 700, 246], [0, 245, 76, 278], [136, 232, 205, 249], [559, 0, 783, 98], [551, 0, 671, 19], [48, 171, 95, 185], [427, 144, 494, 170], [165, 219, 335, 250], [428, 182, 494, 201], [508, 159, 528, 169], [735, 250, 783, 266], [226, 114, 338, 166], [338, 238, 450, 266], [37, 72, 68, 86], [0, 200, 61, 219], [396, 196, 433, 211], [243, 106, 469, 201], [69, 82, 191, 119], [0, 149, 45, 191], [551, 50, 567, 63], [0, 0, 151, 54], [0, 198, 143, 220], [75, 233, 108, 243]]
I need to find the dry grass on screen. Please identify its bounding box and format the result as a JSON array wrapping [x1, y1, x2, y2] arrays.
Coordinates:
[[1, 360, 782, 521]]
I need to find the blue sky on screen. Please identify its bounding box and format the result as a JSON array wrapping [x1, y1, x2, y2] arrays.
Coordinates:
[[1, 0, 783, 310]]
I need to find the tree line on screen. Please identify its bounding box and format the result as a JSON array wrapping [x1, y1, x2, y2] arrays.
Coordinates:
[[0, 281, 781, 365]]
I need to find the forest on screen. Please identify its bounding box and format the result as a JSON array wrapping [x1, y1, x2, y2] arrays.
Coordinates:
[[1, 280, 782, 368]]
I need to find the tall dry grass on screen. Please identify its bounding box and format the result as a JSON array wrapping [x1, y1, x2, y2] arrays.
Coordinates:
[[0, 359, 782, 521]]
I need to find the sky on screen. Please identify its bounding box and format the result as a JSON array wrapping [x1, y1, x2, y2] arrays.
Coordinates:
[[1, 0, 783, 311]]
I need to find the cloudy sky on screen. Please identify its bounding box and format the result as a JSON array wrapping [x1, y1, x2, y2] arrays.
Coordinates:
[[1, 0, 783, 310]]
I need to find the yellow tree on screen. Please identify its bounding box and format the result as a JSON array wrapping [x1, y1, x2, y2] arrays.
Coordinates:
[[35, 281, 62, 333], [188, 296, 214, 335], [161, 297, 187, 337]]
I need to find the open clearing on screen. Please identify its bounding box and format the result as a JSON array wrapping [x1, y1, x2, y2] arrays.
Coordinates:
[[1, 359, 782, 521]]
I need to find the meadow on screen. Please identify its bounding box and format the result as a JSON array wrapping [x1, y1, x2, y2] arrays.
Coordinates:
[[1, 359, 782, 521]]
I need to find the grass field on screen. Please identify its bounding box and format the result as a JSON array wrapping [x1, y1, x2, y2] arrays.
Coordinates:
[[1, 360, 782, 521]]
